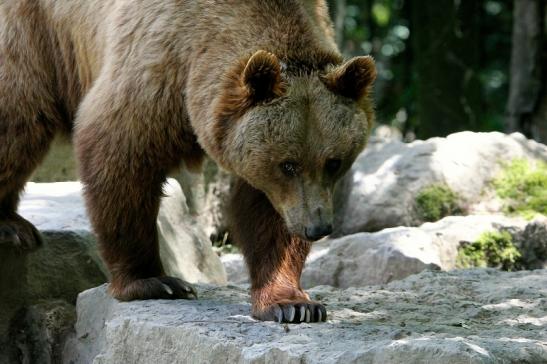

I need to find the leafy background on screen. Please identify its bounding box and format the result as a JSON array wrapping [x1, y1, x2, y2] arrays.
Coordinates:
[[326, 0, 546, 142]]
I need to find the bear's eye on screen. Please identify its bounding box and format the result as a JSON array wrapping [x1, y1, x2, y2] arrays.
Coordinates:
[[325, 159, 342, 175], [280, 161, 298, 177]]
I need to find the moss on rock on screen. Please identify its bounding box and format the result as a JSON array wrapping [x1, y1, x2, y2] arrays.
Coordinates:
[[415, 184, 462, 222], [493, 159, 547, 219], [457, 230, 521, 271]]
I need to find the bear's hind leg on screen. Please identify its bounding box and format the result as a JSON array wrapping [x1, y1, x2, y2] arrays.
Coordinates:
[[229, 180, 327, 323]]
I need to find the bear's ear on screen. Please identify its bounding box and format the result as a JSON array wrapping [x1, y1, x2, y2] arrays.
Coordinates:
[[242, 50, 285, 103], [322, 56, 376, 101]]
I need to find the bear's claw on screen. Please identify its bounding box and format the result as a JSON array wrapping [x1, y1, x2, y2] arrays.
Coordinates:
[[110, 276, 198, 301], [255, 301, 327, 323], [159, 276, 198, 299], [0, 214, 43, 251]]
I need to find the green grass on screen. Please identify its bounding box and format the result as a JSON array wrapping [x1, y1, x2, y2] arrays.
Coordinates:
[[415, 184, 462, 222], [456, 230, 521, 271], [493, 159, 547, 219]]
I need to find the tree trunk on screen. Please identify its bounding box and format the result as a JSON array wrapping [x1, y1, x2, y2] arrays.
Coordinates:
[[506, 0, 546, 143], [411, 0, 483, 139], [334, 0, 346, 51]]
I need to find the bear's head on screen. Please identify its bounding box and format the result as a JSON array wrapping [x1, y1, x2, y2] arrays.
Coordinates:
[[215, 50, 376, 241]]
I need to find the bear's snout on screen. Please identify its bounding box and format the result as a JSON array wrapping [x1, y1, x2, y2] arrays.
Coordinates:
[[304, 223, 333, 241]]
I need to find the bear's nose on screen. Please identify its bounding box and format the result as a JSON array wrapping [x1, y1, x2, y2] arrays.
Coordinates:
[[305, 224, 333, 241]]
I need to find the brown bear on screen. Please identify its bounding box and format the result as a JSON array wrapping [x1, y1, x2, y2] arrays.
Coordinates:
[[0, 0, 375, 323]]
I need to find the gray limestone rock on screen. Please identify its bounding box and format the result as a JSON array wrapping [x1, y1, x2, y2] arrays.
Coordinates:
[[18, 179, 227, 287], [222, 215, 527, 288], [334, 131, 547, 235], [63, 269, 547, 364]]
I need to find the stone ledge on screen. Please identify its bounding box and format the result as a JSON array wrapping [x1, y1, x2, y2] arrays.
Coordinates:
[[64, 269, 547, 364]]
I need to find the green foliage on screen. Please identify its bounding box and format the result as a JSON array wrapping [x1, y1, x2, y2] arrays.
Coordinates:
[[372, 3, 390, 26], [493, 159, 547, 219], [326, 0, 513, 136], [456, 230, 521, 271], [211, 231, 239, 255], [415, 184, 462, 222], [213, 243, 239, 255]]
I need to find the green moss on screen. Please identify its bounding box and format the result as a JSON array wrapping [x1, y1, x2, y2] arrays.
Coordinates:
[[456, 230, 521, 271], [415, 184, 462, 222], [493, 159, 547, 219]]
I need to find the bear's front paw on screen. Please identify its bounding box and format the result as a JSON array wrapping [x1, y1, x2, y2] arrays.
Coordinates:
[[109, 276, 198, 301], [253, 301, 327, 324], [0, 214, 43, 251]]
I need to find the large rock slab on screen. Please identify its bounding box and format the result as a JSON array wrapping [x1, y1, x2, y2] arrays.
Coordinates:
[[223, 215, 527, 288], [0, 180, 227, 361], [18, 179, 227, 286], [302, 215, 526, 288], [63, 269, 547, 364], [334, 131, 547, 235]]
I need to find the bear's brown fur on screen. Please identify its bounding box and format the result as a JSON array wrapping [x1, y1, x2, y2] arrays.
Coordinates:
[[0, 0, 375, 322]]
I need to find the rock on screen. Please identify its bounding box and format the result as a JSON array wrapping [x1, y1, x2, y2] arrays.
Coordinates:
[[199, 161, 235, 244], [173, 158, 234, 245], [158, 180, 227, 285], [511, 217, 547, 269], [369, 124, 403, 143], [18, 179, 227, 287], [8, 300, 76, 364], [334, 131, 547, 235], [223, 215, 526, 288], [16, 182, 106, 303], [220, 253, 248, 285], [27, 231, 107, 304], [19, 181, 89, 231], [0, 179, 228, 360], [173, 167, 206, 216], [0, 247, 29, 362], [303, 215, 527, 288], [63, 269, 547, 364]]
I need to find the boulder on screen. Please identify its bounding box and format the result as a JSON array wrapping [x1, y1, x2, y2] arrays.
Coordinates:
[[302, 215, 527, 288], [9, 300, 76, 364], [16, 181, 106, 303], [199, 165, 234, 244], [63, 269, 547, 364], [27, 231, 107, 304], [18, 179, 227, 287], [0, 248, 29, 362], [173, 167, 206, 216], [222, 215, 527, 288], [511, 217, 547, 269], [158, 180, 227, 285], [0, 179, 227, 361], [334, 132, 547, 235]]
